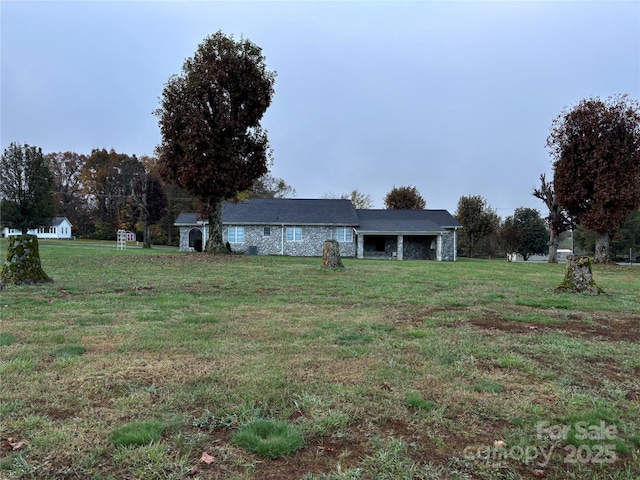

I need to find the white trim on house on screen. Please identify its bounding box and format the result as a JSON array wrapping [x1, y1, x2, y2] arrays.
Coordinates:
[[1, 217, 73, 240]]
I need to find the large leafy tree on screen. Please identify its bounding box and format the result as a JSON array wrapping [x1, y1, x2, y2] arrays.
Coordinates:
[[1, 143, 55, 234], [574, 210, 640, 261], [384, 185, 426, 210], [500, 218, 523, 261], [548, 95, 640, 263], [45, 151, 90, 236], [155, 31, 276, 253], [533, 173, 574, 263], [501, 207, 548, 261], [131, 156, 168, 249], [610, 209, 640, 261], [160, 182, 197, 246], [455, 195, 499, 258], [132, 174, 167, 248], [81, 148, 143, 239], [0, 143, 54, 285]]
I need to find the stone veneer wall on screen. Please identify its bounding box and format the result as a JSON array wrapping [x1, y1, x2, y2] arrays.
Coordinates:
[[178, 225, 356, 257], [440, 230, 456, 261], [226, 225, 356, 257], [179, 227, 202, 252], [179, 225, 456, 260]]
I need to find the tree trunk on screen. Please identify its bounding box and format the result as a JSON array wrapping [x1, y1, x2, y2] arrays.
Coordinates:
[[0, 235, 52, 285], [141, 179, 151, 249], [547, 229, 559, 263], [594, 232, 610, 264], [557, 255, 603, 294], [322, 240, 344, 269], [143, 220, 151, 249], [204, 198, 229, 253]]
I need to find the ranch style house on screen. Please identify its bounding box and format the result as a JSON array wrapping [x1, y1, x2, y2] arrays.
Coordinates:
[[1, 217, 73, 240], [175, 198, 461, 261]]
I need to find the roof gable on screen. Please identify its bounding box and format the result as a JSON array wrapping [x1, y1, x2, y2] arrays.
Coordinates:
[[52, 216, 72, 227], [175, 212, 200, 225]]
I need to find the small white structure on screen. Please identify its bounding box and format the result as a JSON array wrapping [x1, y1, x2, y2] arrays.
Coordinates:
[[556, 249, 573, 262], [122, 230, 136, 242], [117, 229, 128, 250], [1, 217, 73, 239], [507, 248, 574, 263]]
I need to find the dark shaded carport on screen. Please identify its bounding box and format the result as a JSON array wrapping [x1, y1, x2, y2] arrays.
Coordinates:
[[354, 209, 459, 261]]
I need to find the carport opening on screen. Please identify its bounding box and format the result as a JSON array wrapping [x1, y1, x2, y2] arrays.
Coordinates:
[[363, 235, 397, 258]]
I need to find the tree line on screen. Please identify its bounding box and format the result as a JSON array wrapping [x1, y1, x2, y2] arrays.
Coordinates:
[[0, 144, 298, 247], [2, 31, 638, 263], [1, 140, 638, 261]]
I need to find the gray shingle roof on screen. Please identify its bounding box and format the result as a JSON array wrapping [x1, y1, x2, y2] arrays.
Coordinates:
[[176, 199, 360, 226], [175, 212, 200, 225], [355, 209, 461, 233], [175, 200, 461, 233], [52, 217, 72, 227], [224, 198, 360, 225]]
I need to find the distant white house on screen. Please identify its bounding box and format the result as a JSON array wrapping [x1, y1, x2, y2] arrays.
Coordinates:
[[507, 249, 573, 262], [2, 217, 73, 240]]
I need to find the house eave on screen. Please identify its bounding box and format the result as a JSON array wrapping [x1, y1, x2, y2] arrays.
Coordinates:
[[176, 222, 360, 227], [224, 222, 359, 227], [355, 230, 445, 235]]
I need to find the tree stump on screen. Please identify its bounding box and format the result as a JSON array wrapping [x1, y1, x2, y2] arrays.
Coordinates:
[[1, 235, 52, 286], [557, 255, 603, 294], [322, 240, 344, 269]]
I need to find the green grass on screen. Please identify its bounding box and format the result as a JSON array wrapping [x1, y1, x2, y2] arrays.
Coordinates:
[[110, 421, 165, 447], [0, 239, 639, 479], [470, 379, 504, 393], [232, 419, 304, 458], [405, 391, 437, 411], [0, 332, 16, 346], [54, 345, 86, 358]]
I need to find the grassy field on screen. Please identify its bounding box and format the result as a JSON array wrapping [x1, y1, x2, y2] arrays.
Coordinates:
[[0, 239, 639, 479]]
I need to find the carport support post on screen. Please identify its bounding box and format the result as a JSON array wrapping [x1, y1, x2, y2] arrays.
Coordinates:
[[397, 234, 404, 260]]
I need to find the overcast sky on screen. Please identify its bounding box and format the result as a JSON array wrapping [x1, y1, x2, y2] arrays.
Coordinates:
[[2, 1, 638, 214]]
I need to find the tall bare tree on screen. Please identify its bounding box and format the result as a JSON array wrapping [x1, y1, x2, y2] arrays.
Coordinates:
[[533, 173, 574, 263], [324, 189, 374, 209]]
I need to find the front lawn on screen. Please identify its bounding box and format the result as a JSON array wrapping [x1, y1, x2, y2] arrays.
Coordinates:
[[1, 241, 638, 479]]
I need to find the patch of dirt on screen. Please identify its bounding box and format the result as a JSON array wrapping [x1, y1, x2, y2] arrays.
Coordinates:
[[466, 314, 640, 342], [393, 305, 469, 327], [45, 407, 75, 420]]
